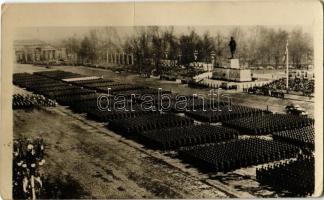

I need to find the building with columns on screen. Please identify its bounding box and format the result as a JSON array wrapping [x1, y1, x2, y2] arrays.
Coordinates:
[[105, 51, 134, 65], [14, 39, 67, 64]]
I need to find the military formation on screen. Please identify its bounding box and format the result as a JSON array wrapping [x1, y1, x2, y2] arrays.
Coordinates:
[[13, 94, 57, 109], [272, 126, 314, 150], [185, 104, 268, 123], [13, 69, 315, 197], [140, 125, 239, 150], [257, 155, 314, 196], [223, 113, 314, 135], [179, 138, 300, 172]]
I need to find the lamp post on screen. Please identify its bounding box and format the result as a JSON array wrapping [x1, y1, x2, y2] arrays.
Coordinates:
[[194, 50, 198, 61], [153, 53, 156, 62], [210, 51, 216, 71], [164, 50, 168, 60], [164, 50, 169, 69], [178, 53, 182, 66], [153, 53, 157, 71], [140, 51, 144, 74], [194, 50, 198, 67], [286, 40, 289, 94]]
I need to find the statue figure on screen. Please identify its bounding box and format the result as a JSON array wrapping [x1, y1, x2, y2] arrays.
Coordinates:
[[229, 37, 237, 59]]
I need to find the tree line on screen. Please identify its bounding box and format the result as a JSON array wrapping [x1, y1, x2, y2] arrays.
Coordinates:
[[61, 26, 313, 71]]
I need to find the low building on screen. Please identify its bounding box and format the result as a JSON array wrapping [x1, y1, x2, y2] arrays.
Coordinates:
[[55, 48, 67, 61], [14, 39, 67, 64]]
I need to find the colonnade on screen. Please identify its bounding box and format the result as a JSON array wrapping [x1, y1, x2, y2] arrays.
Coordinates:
[[106, 52, 134, 65]]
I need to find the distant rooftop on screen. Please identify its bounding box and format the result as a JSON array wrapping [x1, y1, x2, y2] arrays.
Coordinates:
[[14, 39, 47, 46], [14, 39, 58, 51]]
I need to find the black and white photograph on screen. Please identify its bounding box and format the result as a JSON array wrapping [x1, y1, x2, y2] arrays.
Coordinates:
[[1, 1, 323, 199]]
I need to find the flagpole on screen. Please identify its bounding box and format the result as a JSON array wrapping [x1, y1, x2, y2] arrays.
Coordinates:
[[286, 40, 289, 94]]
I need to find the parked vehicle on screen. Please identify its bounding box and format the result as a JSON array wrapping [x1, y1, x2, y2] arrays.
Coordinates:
[[285, 104, 308, 116]]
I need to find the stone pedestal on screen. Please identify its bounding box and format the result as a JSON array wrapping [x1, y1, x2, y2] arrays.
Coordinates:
[[230, 59, 240, 69], [213, 68, 252, 82]]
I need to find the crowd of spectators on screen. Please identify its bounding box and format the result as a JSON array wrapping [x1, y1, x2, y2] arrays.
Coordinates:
[[246, 78, 314, 97]]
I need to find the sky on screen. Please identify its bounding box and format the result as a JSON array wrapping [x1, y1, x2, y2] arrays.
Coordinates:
[[15, 25, 313, 45]]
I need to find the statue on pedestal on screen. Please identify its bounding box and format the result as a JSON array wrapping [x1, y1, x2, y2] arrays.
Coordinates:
[[229, 37, 236, 59]]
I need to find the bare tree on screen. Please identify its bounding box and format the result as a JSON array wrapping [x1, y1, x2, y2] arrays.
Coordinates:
[[60, 26, 313, 71], [201, 32, 215, 63], [289, 28, 312, 68]]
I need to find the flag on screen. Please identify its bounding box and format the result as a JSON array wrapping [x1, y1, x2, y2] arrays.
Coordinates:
[[285, 40, 289, 92], [283, 40, 289, 62]]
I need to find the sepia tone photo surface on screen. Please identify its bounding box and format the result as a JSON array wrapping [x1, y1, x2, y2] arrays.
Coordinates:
[[1, 1, 323, 199]]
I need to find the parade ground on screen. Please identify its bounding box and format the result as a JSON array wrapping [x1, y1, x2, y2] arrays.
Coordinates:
[[14, 64, 314, 116], [13, 64, 314, 198]]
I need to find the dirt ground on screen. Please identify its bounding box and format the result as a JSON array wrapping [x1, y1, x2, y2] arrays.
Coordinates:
[[14, 106, 231, 198], [12, 64, 314, 198], [15, 104, 293, 198]]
